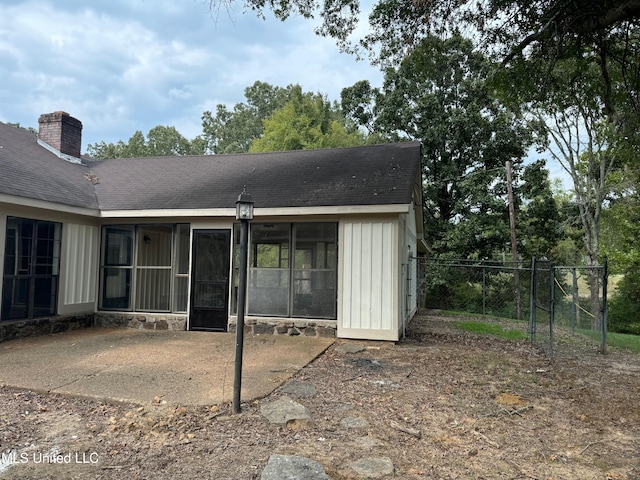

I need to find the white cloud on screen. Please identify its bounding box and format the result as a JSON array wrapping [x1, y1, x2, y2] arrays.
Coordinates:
[[0, 0, 382, 149]]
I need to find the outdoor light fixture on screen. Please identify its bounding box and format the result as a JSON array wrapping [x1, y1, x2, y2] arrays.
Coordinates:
[[235, 187, 254, 221], [233, 187, 253, 414]]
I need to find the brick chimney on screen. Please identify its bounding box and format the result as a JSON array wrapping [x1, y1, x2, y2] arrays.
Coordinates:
[[38, 111, 83, 159]]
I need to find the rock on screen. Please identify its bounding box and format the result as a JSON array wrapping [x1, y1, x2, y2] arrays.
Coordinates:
[[349, 457, 394, 478], [335, 343, 365, 354], [260, 396, 312, 427], [340, 416, 369, 428], [280, 380, 318, 398], [261, 454, 330, 480], [354, 436, 385, 448]]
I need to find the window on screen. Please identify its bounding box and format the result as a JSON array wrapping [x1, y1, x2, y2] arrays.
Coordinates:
[[233, 222, 337, 319], [100, 224, 189, 313], [2, 217, 61, 320]]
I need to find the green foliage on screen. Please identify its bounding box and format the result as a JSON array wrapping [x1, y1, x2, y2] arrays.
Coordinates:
[[201, 81, 295, 154], [87, 126, 204, 159], [343, 34, 537, 259], [608, 266, 640, 335], [250, 86, 366, 152], [208, 0, 640, 113], [202, 81, 369, 154], [517, 160, 564, 260]]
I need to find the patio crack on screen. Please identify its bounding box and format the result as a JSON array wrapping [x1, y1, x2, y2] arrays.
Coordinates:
[[48, 368, 108, 392]]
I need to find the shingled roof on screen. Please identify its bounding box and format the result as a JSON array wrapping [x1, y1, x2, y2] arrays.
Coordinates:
[[0, 122, 98, 210], [1, 121, 421, 212]]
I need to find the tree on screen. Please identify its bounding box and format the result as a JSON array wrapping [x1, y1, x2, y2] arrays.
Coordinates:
[[533, 56, 624, 329], [87, 126, 205, 159], [343, 35, 537, 259], [208, 0, 640, 77], [250, 86, 366, 152], [517, 160, 564, 261], [201, 81, 295, 154]]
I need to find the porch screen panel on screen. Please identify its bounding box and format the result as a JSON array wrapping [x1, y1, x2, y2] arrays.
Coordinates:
[[173, 224, 190, 313], [292, 223, 337, 318], [2, 217, 61, 320], [248, 224, 290, 316], [100, 224, 189, 313], [102, 226, 133, 310], [135, 226, 172, 311]]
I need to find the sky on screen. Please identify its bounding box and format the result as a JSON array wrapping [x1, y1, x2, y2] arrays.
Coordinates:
[[0, 0, 569, 187], [0, 0, 383, 152]]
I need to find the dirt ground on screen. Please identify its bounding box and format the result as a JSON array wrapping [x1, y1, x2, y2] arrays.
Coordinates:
[[1, 313, 638, 479]]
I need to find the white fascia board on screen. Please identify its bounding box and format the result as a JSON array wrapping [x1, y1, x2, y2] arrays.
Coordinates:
[[99, 208, 235, 218], [98, 204, 411, 219], [0, 193, 100, 217], [257, 204, 411, 216]]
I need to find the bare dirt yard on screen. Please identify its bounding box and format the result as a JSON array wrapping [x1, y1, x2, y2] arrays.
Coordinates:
[[1, 313, 638, 479]]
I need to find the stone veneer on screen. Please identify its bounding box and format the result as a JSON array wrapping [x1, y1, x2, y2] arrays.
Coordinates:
[[0, 313, 336, 342], [228, 317, 337, 338], [93, 313, 187, 331], [0, 314, 94, 342]]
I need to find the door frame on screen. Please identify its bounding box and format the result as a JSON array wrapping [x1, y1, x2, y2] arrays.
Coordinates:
[[188, 229, 232, 332]]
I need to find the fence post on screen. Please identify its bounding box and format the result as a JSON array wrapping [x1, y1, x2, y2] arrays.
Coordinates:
[[601, 257, 609, 354], [549, 263, 555, 359], [572, 268, 578, 334], [482, 267, 487, 316], [529, 257, 537, 345]]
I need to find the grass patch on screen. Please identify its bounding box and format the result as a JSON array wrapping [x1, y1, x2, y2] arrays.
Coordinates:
[[577, 328, 640, 353], [454, 321, 527, 341], [606, 332, 640, 352]]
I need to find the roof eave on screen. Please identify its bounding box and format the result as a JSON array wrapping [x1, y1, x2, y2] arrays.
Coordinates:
[[0, 193, 101, 217], [98, 204, 412, 219]]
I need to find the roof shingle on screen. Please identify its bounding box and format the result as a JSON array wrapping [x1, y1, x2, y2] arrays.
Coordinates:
[[1, 122, 421, 212]]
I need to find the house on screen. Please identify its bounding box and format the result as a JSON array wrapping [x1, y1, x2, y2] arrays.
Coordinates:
[[0, 112, 426, 342]]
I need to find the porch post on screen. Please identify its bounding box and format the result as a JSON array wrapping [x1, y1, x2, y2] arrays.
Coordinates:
[[233, 188, 253, 414]]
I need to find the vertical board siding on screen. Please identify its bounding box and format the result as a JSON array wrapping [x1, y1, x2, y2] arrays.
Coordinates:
[[340, 219, 396, 338], [64, 224, 98, 305]]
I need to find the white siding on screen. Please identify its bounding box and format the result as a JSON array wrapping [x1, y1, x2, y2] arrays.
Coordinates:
[[62, 223, 99, 307], [339, 218, 398, 340], [399, 205, 419, 336]]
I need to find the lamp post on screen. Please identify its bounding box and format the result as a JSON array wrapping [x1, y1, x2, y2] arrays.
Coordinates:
[[233, 187, 253, 414]]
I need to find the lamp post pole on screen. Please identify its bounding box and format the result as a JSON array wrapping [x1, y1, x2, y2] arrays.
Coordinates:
[[233, 188, 253, 414]]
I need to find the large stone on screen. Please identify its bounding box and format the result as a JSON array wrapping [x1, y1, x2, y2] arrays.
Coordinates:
[[254, 323, 274, 335], [335, 343, 365, 354], [260, 396, 312, 427], [261, 454, 330, 480], [280, 380, 318, 398], [156, 319, 169, 330], [349, 457, 394, 478], [317, 326, 336, 338], [354, 436, 385, 448], [340, 416, 369, 428]]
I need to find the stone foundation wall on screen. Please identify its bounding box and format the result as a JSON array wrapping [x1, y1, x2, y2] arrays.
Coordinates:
[[0, 314, 94, 343], [228, 318, 337, 338], [93, 313, 187, 331], [0, 313, 334, 342]]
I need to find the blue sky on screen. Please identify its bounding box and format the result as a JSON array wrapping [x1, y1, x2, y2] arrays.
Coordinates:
[[0, 0, 382, 151], [0, 0, 568, 186]]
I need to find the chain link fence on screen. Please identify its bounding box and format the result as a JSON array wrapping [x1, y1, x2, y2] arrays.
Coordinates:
[[421, 257, 609, 358]]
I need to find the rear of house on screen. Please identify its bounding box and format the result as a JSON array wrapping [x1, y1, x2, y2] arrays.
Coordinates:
[[0, 112, 426, 342]]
